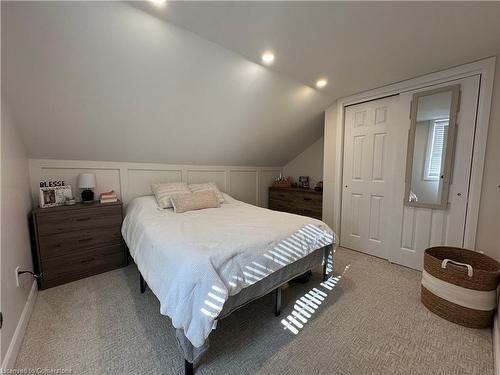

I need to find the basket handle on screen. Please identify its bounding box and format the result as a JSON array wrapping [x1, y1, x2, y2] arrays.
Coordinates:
[[441, 259, 473, 277]]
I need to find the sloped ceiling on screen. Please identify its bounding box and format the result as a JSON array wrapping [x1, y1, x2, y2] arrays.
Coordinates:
[[2, 1, 500, 166], [1, 2, 330, 166]]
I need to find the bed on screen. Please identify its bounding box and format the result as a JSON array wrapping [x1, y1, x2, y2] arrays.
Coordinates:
[[121, 193, 337, 374]]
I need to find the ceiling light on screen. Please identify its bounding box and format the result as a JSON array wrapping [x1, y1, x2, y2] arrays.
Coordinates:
[[149, 0, 167, 6], [261, 52, 275, 65], [316, 79, 328, 88]]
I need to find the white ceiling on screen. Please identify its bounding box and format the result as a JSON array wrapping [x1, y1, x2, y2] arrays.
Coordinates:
[[2, 1, 499, 166], [133, 1, 500, 98]]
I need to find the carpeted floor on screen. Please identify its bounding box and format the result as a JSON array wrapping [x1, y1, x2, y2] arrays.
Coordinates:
[[15, 247, 493, 374]]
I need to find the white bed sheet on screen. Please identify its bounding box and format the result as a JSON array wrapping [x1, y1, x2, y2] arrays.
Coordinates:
[[122, 194, 335, 348]]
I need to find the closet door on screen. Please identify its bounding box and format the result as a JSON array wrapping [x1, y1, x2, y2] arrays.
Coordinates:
[[340, 95, 402, 259], [389, 75, 480, 270]]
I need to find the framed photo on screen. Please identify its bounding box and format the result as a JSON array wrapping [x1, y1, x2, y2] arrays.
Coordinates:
[[39, 185, 73, 208], [298, 176, 310, 189]]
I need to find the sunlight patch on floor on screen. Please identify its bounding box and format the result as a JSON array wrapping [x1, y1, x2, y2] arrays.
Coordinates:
[[281, 264, 350, 335]]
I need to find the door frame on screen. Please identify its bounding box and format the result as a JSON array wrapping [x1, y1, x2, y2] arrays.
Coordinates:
[[332, 57, 496, 251]]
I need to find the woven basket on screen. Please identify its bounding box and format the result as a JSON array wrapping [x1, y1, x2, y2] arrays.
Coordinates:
[[421, 247, 500, 328]]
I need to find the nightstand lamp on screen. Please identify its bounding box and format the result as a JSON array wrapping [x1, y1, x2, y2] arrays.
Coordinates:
[[77, 173, 96, 203]]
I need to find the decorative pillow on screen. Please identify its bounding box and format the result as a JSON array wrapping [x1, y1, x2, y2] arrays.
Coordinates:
[[188, 182, 225, 203], [151, 182, 190, 209], [170, 191, 220, 213]]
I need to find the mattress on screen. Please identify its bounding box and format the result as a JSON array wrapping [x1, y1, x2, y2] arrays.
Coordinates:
[[121, 194, 336, 353]]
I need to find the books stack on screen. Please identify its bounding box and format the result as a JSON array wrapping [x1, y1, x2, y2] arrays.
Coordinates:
[[100, 190, 118, 204]]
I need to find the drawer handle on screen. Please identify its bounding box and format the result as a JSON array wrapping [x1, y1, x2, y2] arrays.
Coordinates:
[[78, 237, 94, 243], [277, 194, 285, 198], [76, 217, 91, 222], [303, 197, 312, 201], [81, 257, 95, 264]]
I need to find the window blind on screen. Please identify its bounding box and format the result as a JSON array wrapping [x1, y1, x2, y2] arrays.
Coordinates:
[[426, 119, 448, 180]]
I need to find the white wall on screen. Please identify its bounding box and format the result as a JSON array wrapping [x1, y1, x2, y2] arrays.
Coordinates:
[[476, 57, 500, 261], [28, 159, 282, 209], [322, 105, 338, 226], [1, 100, 34, 367], [283, 136, 324, 187], [322, 57, 499, 262]]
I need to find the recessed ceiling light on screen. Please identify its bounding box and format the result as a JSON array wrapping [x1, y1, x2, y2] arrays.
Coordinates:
[[149, 0, 167, 6], [316, 79, 328, 88], [261, 52, 275, 65]]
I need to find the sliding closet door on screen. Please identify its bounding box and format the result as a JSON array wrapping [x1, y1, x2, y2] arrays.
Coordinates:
[[340, 75, 480, 270], [389, 75, 480, 270], [340, 95, 403, 259]]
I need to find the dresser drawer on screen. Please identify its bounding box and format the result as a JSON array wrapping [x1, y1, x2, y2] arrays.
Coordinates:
[[296, 192, 322, 206], [269, 190, 294, 202], [41, 244, 125, 288], [270, 189, 321, 202], [38, 226, 123, 259], [269, 198, 295, 212], [269, 188, 322, 220], [269, 200, 322, 219], [296, 207, 322, 220], [36, 205, 122, 235]]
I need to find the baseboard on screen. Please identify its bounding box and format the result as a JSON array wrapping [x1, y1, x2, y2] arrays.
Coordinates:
[[1, 281, 38, 370], [494, 311, 500, 375]]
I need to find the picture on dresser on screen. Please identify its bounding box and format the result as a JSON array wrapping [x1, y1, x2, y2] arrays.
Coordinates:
[[298, 176, 310, 189], [39, 185, 73, 208]]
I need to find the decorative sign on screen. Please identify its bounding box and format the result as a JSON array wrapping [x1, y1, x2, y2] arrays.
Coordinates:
[[40, 180, 65, 188], [39, 186, 73, 208]]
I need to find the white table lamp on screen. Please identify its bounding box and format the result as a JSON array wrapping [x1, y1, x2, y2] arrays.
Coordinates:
[[77, 173, 96, 203]]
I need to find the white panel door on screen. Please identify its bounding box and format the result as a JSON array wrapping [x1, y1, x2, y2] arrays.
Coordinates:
[[389, 75, 480, 270], [340, 96, 402, 259]]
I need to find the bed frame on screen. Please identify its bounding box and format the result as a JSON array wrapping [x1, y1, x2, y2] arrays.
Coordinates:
[[139, 245, 332, 375]]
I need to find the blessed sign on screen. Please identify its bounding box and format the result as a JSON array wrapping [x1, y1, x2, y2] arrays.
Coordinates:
[[40, 180, 65, 188]]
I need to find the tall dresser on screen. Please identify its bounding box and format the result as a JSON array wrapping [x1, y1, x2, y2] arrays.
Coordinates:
[[268, 187, 323, 220], [30, 201, 127, 289]]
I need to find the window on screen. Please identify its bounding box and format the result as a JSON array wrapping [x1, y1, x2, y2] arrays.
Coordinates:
[[424, 119, 448, 181]]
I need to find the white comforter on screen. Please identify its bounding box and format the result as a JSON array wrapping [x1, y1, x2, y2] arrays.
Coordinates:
[[122, 194, 335, 348]]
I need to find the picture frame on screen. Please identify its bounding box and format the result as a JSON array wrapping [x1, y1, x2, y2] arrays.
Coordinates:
[[39, 185, 73, 208], [298, 176, 310, 189]]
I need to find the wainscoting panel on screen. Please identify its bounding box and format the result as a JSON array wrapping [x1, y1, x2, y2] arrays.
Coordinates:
[[186, 170, 227, 191], [127, 169, 182, 201], [229, 170, 258, 205], [29, 159, 282, 208]]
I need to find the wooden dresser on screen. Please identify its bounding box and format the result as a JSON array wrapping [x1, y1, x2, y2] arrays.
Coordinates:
[[268, 187, 322, 220], [30, 201, 127, 289]]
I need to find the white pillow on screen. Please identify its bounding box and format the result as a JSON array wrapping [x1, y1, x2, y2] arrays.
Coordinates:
[[188, 182, 225, 203], [170, 191, 220, 213], [151, 182, 190, 209]]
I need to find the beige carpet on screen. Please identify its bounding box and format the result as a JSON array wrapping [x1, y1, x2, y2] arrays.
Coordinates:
[[15, 247, 493, 374]]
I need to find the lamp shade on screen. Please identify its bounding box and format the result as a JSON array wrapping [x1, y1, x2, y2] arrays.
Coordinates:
[[77, 173, 96, 189]]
